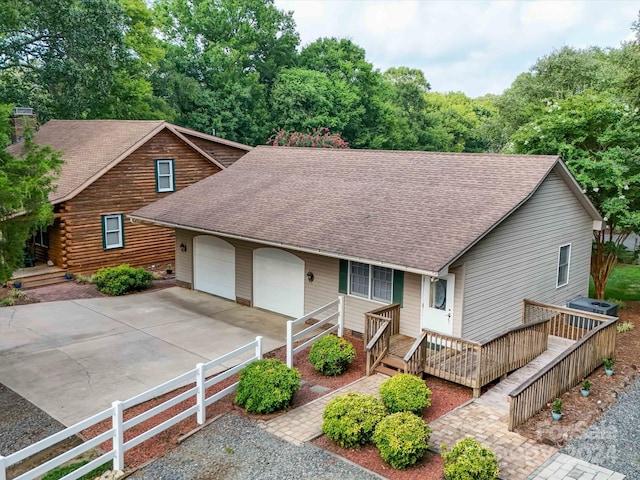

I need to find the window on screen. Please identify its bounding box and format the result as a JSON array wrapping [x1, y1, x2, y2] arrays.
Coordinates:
[[34, 228, 49, 248], [102, 214, 124, 249], [556, 244, 571, 287], [349, 261, 393, 302], [155, 159, 175, 192]]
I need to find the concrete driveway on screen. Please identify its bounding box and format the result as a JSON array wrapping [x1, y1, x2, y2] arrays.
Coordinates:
[[0, 287, 295, 426]]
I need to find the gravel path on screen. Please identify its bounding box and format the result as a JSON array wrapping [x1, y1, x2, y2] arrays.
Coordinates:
[[562, 375, 640, 478], [130, 412, 383, 480]]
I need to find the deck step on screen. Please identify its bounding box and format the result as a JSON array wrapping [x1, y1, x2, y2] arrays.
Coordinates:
[[10, 272, 69, 289], [380, 355, 405, 369], [375, 365, 403, 377]]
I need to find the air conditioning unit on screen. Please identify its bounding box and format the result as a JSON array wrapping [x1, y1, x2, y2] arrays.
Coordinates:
[[567, 297, 618, 316]]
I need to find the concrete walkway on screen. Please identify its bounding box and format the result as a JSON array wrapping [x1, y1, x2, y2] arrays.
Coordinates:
[[0, 287, 295, 425]]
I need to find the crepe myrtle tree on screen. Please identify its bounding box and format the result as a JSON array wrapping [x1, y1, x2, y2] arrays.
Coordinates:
[[266, 128, 350, 148], [0, 106, 62, 284], [509, 91, 640, 299]]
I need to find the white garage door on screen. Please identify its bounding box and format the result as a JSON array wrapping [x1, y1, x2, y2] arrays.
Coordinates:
[[253, 248, 304, 318], [193, 235, 235, 300]]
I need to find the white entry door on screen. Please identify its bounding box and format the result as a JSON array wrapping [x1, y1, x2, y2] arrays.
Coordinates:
[[420, 274, 455, 335], [253, 248, 305, 318], [193, 235, 236, 300]]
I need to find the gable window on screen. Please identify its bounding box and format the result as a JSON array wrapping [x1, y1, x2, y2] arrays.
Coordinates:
[[155, 159, 175, 192], [349, 261, 393, 302], [556, 244, 571, 287], [102, 214, 124, 250]]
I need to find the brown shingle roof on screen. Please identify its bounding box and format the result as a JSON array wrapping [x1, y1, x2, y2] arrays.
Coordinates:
[[6, 120, 250, 203], [130, 146, 594, 274]]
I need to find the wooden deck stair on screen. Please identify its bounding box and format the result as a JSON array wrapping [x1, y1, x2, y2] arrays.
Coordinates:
[[374, 334, 417, 376], [9, 265, 68, 289]]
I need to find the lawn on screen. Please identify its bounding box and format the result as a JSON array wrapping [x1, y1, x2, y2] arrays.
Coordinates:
[[589, 264, 640, 301]]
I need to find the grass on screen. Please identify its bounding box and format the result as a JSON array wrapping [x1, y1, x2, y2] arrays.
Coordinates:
[[41, 460, 110, 480], [589, 264, 640, 301]]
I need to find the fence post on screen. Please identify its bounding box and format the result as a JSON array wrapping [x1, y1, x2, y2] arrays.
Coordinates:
[[0, 455, 7, 480], [196, 362, 206, 425], [112, 401, 124, 472], [286, 318, 293, 368], [256, 336, 263, 360], [337, 295, 345, 337]]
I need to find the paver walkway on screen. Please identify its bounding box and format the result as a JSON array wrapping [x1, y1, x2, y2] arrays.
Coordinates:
[[260, 374, 386, 445], [527, 453, 626, 480]]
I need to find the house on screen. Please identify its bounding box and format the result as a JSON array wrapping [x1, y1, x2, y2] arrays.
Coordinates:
[[129, 147, 602, 343], [7, 120, 251, 274]]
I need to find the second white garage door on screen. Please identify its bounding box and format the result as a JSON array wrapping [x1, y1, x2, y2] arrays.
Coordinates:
[[253, 248, 304, 318], [193, 235, 236, 300]]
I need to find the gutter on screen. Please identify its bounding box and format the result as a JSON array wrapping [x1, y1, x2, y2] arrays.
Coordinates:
[[128, 215, 440, 278]]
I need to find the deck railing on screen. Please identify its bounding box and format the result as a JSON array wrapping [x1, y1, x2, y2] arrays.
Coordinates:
[[364, 303, 400, 345], [508, 300, 617, 430], [403, 331, 429, 376], [365, 320, 391, 376]]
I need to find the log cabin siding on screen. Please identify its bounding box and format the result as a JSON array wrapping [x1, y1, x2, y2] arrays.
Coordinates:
[[180, 134, 248, 167], [452, 169, 593, 342], [61, 130, 222, 273]]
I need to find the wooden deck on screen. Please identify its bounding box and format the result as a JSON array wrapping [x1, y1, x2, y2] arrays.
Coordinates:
[[475, 335, 575, 413], [388, 334, 415, 357]]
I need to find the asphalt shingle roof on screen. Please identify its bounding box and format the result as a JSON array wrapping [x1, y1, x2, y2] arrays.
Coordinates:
[[131, 146, 570, 273]]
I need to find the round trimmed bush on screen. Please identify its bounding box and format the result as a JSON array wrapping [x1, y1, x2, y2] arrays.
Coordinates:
[[322, 393, 387, 448], [379, 373, 432, 414], [234, 359, 301, 414], [92, 264, 155, 296], [308, 334, 356, 376], [442, 437, 499, 480], [373, 411, 431, 470]]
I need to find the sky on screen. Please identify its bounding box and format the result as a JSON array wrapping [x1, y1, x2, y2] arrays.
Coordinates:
[[274, 0, 638, 98]]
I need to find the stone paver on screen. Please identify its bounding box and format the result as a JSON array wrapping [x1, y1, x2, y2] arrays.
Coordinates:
[[527, 453, 626, 480], [430, 401, 557, 480], [260, 374, 386, 445]]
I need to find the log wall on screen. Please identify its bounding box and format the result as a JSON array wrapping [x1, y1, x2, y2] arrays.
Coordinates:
[[181, 133, 249, 167], [57, 129, 241, 273]]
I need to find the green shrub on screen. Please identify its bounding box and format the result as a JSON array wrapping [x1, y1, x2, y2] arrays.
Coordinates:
[[322, 393, 387, 448], [308, 334, 356, 376], [379, 373, 432, 414], [41, 460, 110, 480], [442, 437, 499, 480], [373, 412, 431, 470], [92, 264, 155, 295], [234, 359, 301, 414]]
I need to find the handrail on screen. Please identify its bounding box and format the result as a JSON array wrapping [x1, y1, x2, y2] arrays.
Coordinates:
[[365, 320, 391, 376], [403, 330, 428, 362], [477, 316, 551, 346], [366, 320, 390, 350], [523, 299, 615, 322]]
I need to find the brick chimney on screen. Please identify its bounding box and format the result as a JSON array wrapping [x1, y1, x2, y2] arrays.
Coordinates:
[[10, 107, 37, 144]]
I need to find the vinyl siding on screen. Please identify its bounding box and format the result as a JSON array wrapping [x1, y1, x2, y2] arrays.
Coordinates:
[[173, 231, 422, 334], [453, 168, 593, 342]]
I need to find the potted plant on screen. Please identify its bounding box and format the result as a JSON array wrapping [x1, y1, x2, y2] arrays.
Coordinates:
[[64, 272, 73, 280], [580, 379, 592, 397], [166, 264, 173, 275], [13, 280, 22, 289], [550, 398, 562, 421], [602, 358, 615, 376]]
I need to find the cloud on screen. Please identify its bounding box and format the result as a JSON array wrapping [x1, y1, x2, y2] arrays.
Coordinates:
[[275, 0, 638, 97]]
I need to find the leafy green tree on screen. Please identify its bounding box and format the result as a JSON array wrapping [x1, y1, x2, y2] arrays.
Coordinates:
[[266, 128, 349, 148], [153, 0, 299, 145], [0, 105, 62, 283], [510, 91, 640, 298]]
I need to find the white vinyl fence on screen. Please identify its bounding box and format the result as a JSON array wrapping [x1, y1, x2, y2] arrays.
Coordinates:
[[286, 296, 344, 368], [0, 336, 263, 480]]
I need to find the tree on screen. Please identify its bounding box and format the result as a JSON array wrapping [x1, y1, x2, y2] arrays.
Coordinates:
[[266, 128, 349, 148], [510, 91, 640, 298], [0, 105, 62, 283]]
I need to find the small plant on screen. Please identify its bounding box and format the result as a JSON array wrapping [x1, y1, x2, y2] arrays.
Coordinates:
[[617, 321, 634, 333], [379, 373, 432, 414], [9, 289, 29, 299], [372, 412, 431, 470], [166, 264, 173, 274], [41, 460, 110, 480], [0, 297, 14, 307], [234, 359, 301, 414], [442, 437, 499, 480], [551, 398, 562, 414], [322, 393, 387, 448], [92, 264, 155, 295], [581, 379, 592, 391], [308, 334, 356, 376], [607, 298, 626, 310], [602, 358, 615, 370], [74, 273, 93, 284]]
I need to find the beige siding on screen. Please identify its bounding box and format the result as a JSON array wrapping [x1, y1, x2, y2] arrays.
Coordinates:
[[453, 169, 593, 341], [174, 231, 422, 334], [175, 229, 195, 285]]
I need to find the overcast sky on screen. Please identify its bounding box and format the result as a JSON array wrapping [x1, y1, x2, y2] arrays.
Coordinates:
[[274, 0, 638, 98]]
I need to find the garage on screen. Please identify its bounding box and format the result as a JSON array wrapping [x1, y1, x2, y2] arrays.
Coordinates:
[[193, 235, 236, 300], [253, 248, 304, 318]]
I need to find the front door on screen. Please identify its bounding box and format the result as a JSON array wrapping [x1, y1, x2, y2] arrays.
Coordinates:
[[420, 274, 455, 335]]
